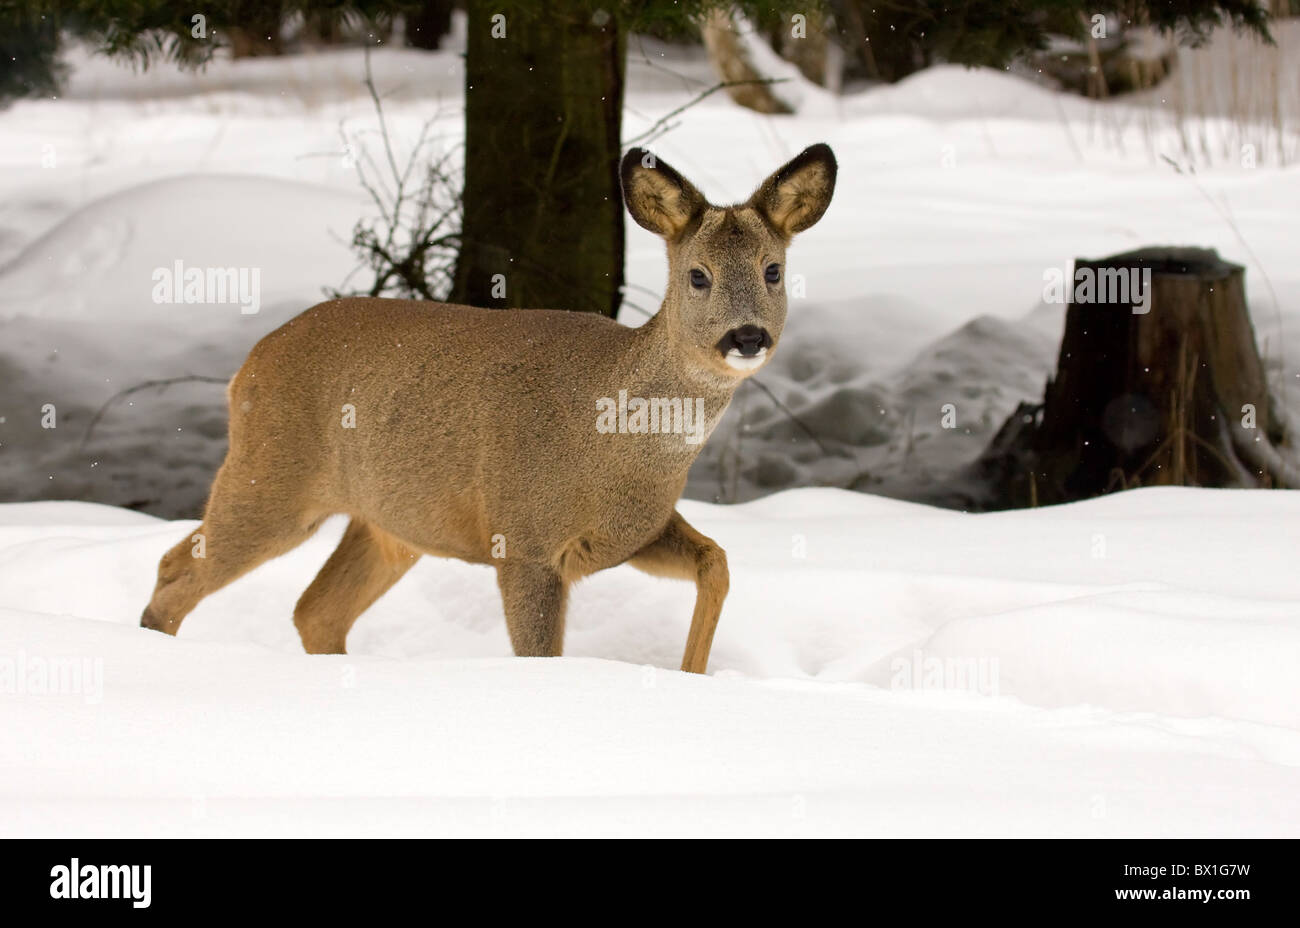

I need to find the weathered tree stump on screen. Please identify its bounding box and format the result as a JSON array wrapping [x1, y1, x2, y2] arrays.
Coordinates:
[[978, 246, 1292, 508]]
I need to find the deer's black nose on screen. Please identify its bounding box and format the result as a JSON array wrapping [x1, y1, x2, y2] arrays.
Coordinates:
[[718, 325, 772, 357]]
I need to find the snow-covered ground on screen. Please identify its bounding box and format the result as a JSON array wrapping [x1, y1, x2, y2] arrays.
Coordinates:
[[3, 488, 1300, 837], [2, 24, 1300, 836]]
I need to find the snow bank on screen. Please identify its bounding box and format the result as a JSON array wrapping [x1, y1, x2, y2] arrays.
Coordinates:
[[0, 174, 363, 324], [0, 175, 367, 516], [1, 487, 1299, 836]]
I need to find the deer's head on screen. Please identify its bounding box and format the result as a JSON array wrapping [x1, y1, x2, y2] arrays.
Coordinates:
[[621, 144, 837, 380]]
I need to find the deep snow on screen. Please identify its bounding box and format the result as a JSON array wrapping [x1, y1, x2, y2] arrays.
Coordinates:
[[2, 488, 1300, 836]]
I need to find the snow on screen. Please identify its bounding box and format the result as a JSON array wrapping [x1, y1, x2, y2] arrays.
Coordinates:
[[2, 25, 1300, 836], [2, 488, 1300, 836]]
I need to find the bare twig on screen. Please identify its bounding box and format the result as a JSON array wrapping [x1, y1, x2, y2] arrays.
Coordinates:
[[328, 51, 462, 303], [79, 376, 229, 452], [623, 78, 791, 147], [746, 376, 835, 457]]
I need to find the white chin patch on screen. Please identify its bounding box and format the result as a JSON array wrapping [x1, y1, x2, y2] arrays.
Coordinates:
[[724, 348, 767, 371]]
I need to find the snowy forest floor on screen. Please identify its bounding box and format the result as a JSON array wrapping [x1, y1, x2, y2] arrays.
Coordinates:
[[2, 488, 1300, 836], [1, 26, 1299, 514]]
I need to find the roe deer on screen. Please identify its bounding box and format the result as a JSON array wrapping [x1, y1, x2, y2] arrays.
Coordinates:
[[140, 144, 837, 673]]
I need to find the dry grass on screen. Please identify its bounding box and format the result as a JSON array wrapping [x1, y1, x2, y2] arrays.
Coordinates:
[[1130, 18, 1300, 168]]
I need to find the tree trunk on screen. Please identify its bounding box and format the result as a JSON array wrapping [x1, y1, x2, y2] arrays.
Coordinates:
[[778, 10, 830, 88], [451, 1, 625, 317], [834, 0, 880, 81], [843, 1, 924, 83], [226, 2, 286, 60], [978, 247, 1291, 507], [700, 10, 794, 115], [405, 0, 454, 50]]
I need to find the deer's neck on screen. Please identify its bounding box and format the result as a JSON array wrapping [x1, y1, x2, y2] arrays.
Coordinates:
[[606, 308, 740, 456], [628, 309, 739, 406]]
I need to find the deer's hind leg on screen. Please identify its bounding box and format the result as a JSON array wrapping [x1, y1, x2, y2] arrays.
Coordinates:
[[141, 464, 324, 636], [293, 519, 419, 654], [626, 511, 729, 674]]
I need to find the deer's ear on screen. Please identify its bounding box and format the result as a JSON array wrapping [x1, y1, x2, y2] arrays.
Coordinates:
[[749, 143, 837, 239], [621, 148, 706, 240]]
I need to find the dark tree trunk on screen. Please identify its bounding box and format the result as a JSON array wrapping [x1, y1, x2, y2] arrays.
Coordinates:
[[978, 247, 1291, 507], [842, 1, 924, 83], [452, 1, 626, 317], [834, 0, 880, 81], [226, 2, 287, 59], [226, 28, 284, 57], [405, 0, 454, 50]]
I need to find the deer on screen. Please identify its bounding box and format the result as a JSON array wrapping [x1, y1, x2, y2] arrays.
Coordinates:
[[140, 143, 837, 674]]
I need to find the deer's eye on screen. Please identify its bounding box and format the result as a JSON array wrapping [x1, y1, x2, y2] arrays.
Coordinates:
[[765, 263, 781, 284], [690, 268, 710, 289]]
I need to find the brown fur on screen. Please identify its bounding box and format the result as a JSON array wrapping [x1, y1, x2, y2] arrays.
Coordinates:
[[141, 144, 837, 673]]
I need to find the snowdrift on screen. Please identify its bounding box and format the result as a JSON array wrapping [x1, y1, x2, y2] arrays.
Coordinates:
[[2, 487, 1299, 836]]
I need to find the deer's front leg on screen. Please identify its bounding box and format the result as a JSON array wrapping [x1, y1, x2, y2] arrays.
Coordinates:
[[496, 561, 568, 657], [627, 511, 729, 674]]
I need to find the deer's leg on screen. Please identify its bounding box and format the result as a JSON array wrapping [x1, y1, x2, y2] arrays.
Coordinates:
[[293, 519, 418, 654], [495, 561, 568, 657], [141, 466, 322, 636], [626, 511, 729, 674]]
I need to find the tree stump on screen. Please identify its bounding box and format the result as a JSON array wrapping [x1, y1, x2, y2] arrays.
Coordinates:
[[978, 246, 1292, 508]]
